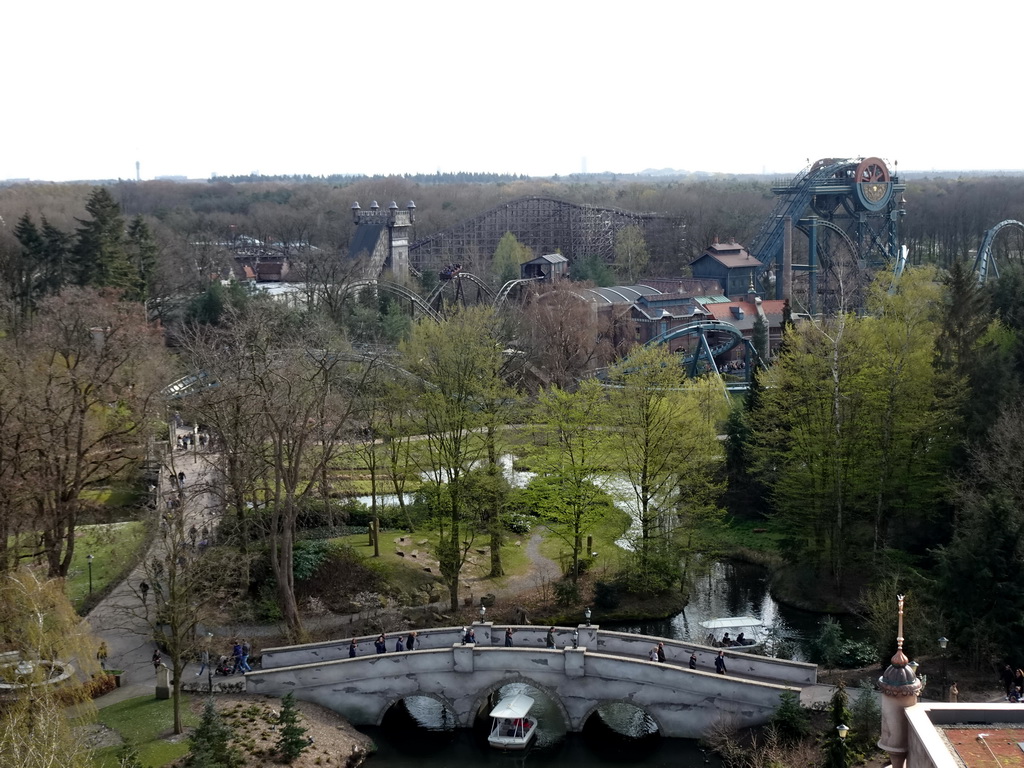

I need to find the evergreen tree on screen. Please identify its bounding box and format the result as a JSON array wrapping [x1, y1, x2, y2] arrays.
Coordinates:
[[185, 699, 241, 768], [10, 213, 45, 318], [72, 187, 134, 292], [126, 214, 157, 302], [276, 692, 308, 763], [823, 680, 854, 768]]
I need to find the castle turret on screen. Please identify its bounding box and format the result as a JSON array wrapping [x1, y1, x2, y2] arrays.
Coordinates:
[[877, 595, 922, 768]]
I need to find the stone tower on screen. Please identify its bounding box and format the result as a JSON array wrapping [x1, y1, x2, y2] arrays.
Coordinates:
[[877, 594, 922, 768], [350, 200, 415, 280]]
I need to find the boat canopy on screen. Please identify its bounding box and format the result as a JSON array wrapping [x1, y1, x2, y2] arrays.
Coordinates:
[[699, 616, 763, 630], [490, 694, 535, 719]]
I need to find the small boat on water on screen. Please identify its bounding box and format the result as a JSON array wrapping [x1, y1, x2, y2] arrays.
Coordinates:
[[488, 693, 538, 751], [700, 616, 765, 651]]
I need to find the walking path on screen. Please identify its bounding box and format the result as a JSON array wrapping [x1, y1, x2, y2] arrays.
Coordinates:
[[85, 436, 220, 706]]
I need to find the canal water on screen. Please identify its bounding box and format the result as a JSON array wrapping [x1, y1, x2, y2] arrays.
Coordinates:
[[359, 681, 722, 767]]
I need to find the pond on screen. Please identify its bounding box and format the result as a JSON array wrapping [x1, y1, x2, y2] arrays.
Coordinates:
[[604, 558, 865, 663]]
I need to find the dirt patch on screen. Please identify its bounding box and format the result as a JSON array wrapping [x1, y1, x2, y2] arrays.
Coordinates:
[[183, 694, 374, 768], [75, 722, 123, 750]]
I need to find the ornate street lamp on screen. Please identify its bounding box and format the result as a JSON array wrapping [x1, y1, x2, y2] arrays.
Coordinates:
[[572, 630, 579, 649], [938, 636, 949, 701], [87, 554, 94, 595], [584, 607, 591, 627], [479, 605, 486, 622], [837, 723, 849, 740]]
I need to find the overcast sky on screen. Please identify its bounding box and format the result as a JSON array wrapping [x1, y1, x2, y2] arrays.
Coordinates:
[[3, 0, 1020, 182]]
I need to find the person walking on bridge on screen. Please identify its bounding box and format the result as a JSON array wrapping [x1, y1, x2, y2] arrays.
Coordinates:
[[349, 638, 358, 658], [656, 642, 666, 663], [546, 627, 556, 649], [505, 628, 514, 647], [715, 650, 728, 674]]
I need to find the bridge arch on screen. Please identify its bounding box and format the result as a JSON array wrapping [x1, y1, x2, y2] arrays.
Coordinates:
[[579, 699, 664, 738], [466, 674, 572, 732], [378, 690, 459, 728]]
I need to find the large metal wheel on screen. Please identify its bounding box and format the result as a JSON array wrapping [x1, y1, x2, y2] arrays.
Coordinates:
[[856, 157, 890, 183]]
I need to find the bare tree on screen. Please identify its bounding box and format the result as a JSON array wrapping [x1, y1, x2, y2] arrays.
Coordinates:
[[8, 289, 166, 577], [181, 300, 375, 638]]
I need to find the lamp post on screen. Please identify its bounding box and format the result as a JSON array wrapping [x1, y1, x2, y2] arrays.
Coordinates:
[[572, 630, 579, 649], [938, 636, 949, 701], [206, 632, 214, 697], [584, 607, 591, 627], [87, 554, 94, 595], [479, 605, 486, 622]]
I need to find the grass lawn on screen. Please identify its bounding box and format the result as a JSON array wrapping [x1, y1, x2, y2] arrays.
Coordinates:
[[333, 519, 537, 594], [716, 517, 787, 558], [91, 695, 198, 768], [537, 505, 631, 568], [66, 521, 148, 610]]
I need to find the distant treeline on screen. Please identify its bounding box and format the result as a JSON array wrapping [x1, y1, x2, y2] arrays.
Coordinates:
[[210, 171, 532, 185]]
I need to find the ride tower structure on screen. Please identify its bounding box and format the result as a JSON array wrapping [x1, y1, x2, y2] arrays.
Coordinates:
[[750, 157, 906, 315]]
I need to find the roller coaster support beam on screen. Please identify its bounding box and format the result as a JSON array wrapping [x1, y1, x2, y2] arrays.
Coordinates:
[[808, 216, 819, 316]]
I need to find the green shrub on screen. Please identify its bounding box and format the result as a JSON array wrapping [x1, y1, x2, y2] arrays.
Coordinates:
[[768, 690, 810, 743], [593, 580, 621, 610], [554, 579, 580, 606]]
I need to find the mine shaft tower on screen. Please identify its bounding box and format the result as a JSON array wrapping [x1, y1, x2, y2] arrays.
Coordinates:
[[750, 157, 906, 314]]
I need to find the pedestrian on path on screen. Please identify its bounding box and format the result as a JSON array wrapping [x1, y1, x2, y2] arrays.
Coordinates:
[[715, 651, 727, 674], [375, 634, 387, 654], [648, 646, 658, 661], [152, 649, 162, 672], [689, 651, 698, 669], [657, 642, 666, 663], [349, 639, 358, 658], [395, 636, 405, 652], [231, 640, 244, 674], [97, 642, 108, 670], [196, 648, 210, 676], [949, 681, 959, 703], [240, 640, 253, 672], [546, 627, 556, 649], [505, 628, 514, 647], [406, 631, 417, 651]]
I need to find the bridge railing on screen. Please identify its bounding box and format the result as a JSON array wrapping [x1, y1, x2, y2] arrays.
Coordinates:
[[260, 624, 816, 685]]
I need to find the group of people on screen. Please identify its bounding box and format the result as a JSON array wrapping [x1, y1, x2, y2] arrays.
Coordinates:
[[706, 631, 753, 649], [439, 263, 463, 279], [647, 644, 728, 674], [1000, 664, 1024, 701], [193, 639, 254, 676], [361, 632, 420, 656]]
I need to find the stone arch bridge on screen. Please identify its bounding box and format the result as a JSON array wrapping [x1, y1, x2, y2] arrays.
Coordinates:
[[246, 624, 817, 739]]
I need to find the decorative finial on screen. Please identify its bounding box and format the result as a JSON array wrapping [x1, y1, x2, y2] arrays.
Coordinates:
[[896, 594, 905, 652]]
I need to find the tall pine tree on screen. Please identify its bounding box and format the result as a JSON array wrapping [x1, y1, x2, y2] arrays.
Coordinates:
[[72, 187, 135, 293]]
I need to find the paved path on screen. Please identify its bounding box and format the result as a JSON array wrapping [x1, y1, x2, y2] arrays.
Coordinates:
[[85, 437, 220, 705]]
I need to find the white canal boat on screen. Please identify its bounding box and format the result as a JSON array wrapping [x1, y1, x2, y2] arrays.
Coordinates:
[[488, 693, 538, 751], [699, 616, 765, 651]]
